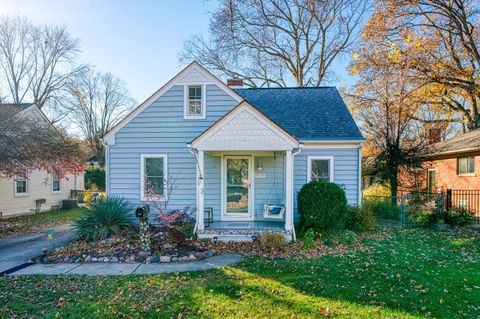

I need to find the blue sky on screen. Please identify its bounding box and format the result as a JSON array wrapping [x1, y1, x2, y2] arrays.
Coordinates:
[[0, 0, 353, 102]]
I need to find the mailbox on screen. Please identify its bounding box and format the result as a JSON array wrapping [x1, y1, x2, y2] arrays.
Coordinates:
[[135, 204, 150, 219]]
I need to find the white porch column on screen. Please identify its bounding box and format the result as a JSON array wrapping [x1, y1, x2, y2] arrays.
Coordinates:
[[285, 150, 294, 231], [197, 150, 205, 231]]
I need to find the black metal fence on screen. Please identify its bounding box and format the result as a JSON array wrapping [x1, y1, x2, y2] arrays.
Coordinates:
[[445, 189, 480, 222]]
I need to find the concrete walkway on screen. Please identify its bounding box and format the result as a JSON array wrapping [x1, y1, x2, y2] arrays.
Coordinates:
[[10, 254, 243, 275], [0, 224, 75, 274]]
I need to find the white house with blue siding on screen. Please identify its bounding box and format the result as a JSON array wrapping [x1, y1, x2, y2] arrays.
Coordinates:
[[103, 62, 364, 241]]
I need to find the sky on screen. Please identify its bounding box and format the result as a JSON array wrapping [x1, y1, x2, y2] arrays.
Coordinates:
[[0, 0, 353, 103]]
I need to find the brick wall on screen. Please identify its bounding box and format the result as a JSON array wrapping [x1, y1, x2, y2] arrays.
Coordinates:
[[421, 154, 480, 191]]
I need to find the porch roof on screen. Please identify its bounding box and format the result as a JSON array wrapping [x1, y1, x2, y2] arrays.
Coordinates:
[[189, 101, 301, 151]]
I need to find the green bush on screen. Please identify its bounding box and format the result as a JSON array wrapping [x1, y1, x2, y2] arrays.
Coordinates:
[[445, 208, 476, 226], [303, 228, 315, 249], [297, 179, 348, 234], [345, 205, 375, 232], [74, 196, 133, 241], [259, 232, 285, 250], [364, 201, 399, 220], [85, 167, 106, 191]]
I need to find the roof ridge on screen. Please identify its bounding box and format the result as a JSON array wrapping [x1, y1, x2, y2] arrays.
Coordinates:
[[235, 86, 336, 90]]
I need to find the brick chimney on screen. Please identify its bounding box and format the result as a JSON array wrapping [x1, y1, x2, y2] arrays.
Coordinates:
[[227, 78, 243, 88], [428, 128, 442, 144]]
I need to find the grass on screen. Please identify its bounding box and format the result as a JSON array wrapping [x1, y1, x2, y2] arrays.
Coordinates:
[[0, 208, 87, 239], [0, 228, 479, 318]]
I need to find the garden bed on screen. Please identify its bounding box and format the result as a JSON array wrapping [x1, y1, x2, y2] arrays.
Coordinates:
[[38, 227, 390, 264]]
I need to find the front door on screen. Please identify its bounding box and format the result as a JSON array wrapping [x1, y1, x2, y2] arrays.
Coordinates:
[[222, 156, 253, 220]]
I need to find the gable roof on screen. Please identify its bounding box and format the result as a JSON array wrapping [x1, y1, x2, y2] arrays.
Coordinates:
[[190, 101, 300, 151], [103, 61, 243, 144], [430, 129, 480, 156], [234, 87, 364, 141]]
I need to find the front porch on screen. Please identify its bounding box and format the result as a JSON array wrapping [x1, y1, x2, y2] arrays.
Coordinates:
[[188, 101, 301, 241]]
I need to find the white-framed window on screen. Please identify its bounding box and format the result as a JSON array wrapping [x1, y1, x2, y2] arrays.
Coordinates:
[[184, 84, 206, 119], [14, 174, 28, 196], [52, 174, 61, 193], [140, 154, 168, 200], [458, 156, 475, 175], [307, 156, 334, 182]]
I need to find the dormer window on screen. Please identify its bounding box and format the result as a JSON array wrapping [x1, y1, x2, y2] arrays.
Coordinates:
[[184, 84, 206, 119]]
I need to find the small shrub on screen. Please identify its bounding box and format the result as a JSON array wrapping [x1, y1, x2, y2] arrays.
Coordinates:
[[84, 166, 106, 191], [345, 205, 375, 232], [74, 196, 133, 241], [363, 184, 390, 197], [84, 191, 106, 203], [364, 201, 399, 220], [297, 179, 348, 234], [337, 230, 357, 245], [259, 232, 285, 250], [303, 228, 315, 249], [154, 207, 196, 242], [445, 208, 476, 226]]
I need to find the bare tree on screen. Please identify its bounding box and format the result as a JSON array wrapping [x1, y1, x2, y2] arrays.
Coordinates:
[[0, 105, 83, 177], [59, 69, 136, 165], [180, 0, 370, 87], [0, 15, 86, 110]]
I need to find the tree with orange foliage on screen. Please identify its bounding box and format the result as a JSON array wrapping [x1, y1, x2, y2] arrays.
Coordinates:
[[362, 0, 480, 131]]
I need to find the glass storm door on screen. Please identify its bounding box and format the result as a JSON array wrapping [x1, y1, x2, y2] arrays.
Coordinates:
[[223, 156, 253, 219]]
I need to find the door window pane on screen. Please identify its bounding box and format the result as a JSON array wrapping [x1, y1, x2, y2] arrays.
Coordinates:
[[226, 158, 249, 214]]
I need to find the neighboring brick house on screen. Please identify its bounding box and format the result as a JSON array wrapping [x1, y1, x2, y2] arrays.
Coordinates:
[[423, 129, 480, 193]]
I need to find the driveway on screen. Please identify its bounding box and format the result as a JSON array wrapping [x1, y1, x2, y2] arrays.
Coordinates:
[[0, 223, 75, 274]]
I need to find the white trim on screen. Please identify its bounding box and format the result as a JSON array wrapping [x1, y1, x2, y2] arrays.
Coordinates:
[[105, 145, 110, 196], [302, 141, 364, 149], [140, 154, 168, 201], [307, 156, 334, 182], [285, 150, 293, 231], [183, 84, 207, 119], [221, 155, 254, 221], [14, 175, 29, 197], [358, 146, 362, 205], [192, 101, 300, 151], [51, 173, 61, 194], [103, 62, 243, 145], [197, 150, 205, 230]]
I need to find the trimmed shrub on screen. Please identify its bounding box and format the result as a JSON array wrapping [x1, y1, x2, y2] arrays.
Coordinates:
[[297, 179, 348, 234], [259, 232, 285, 250], [445, 208, 476, 226], [74, 196, 133, 241], [363, 184, 390, 197], [85, 167, 106, 191], [345, 205, 375, 232]]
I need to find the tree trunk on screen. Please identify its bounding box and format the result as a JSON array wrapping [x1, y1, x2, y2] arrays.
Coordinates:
[[389, 171, 399, 206]]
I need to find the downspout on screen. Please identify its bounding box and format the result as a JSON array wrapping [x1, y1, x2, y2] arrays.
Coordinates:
[[188, 145, 200, 234], [358, 143, 363, 206], [290, 144, 303, 241]]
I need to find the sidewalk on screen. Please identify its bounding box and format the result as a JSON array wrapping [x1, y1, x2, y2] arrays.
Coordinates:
[[10, 254, 243, 275], [0, 223, 75, 274]]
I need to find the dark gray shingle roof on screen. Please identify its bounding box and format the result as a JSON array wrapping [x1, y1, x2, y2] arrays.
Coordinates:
[[234, 87, 363, 140]]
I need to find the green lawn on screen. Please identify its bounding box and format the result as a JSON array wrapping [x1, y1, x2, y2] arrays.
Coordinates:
[[0, 208, 86, 239], [1, 228, 479, 318]]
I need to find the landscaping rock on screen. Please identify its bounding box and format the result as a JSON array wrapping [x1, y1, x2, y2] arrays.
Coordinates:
[[194, 252, 206, 260], [91, 257, 98, 262], [206, 249, 216, 257], [138, 251, 151, 258], [151, 256, 160, 263], [160, 256, 171, 263], [112, 256, 119, 263], [84, 255, 92, 262], [171, 256, 179, 262]]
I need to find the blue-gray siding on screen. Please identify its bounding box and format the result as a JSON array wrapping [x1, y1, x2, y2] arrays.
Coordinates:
[[293, 147, 361, 219], [108, 84, 238, 210], [108, 83, 361, 222]]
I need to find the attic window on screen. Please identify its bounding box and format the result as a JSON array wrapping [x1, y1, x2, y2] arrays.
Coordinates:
[[184, 84, 206, 119]]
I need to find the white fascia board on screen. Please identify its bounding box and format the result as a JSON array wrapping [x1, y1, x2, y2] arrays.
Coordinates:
[[103, 61, 244, 145]]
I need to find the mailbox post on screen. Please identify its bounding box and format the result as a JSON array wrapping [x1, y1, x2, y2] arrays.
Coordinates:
[[135, 204, 151, 252]]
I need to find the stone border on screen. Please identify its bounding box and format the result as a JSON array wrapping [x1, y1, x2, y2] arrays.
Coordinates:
[[11, 254, 243, 276]]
